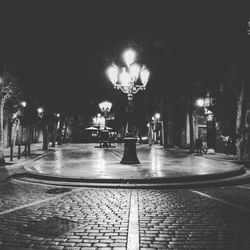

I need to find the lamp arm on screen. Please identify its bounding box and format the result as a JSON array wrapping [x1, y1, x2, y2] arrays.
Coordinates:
[[115, 86, 129, 94], [131, 85, 146, 94]]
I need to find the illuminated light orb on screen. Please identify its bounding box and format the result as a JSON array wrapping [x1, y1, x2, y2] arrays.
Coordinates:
[[123, 48, 136, 67]]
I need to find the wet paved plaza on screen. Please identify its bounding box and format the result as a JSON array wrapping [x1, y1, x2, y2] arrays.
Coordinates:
[[1, 143, 250, 249], [23, 144, 243, 181]]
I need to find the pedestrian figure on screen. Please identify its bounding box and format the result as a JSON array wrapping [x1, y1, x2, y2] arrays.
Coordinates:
[[223, 135, 232, 156]]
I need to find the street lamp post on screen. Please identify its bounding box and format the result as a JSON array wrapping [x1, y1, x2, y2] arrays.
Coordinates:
[[196, 95, 216, 154], [99, 101, 112, 129], [52, 113, 60, 147], [154, 113, 162, 145], [98, 101, 112, 148], [20, 101, 31, 156], [37, 107, 48, 150], [106, 48, 150, 164]]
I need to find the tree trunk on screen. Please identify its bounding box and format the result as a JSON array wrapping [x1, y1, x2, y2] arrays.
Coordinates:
[[51, 120, 58, 147], [8, 119, 12, 147], [236, 79, 246, 161], [42, 124, 49, 150], [63, 116, 70, 143], [163, 97, 168, 148], [188, 97, 194, 153], [57, 115, 65, 145], [0, 99, 5, 165]]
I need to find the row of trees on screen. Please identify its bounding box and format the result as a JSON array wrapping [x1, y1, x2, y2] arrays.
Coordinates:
[[134, 25, 250, 162], [0, 73, 72, 165]]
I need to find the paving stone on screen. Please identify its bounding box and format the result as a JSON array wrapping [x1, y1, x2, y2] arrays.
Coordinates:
[[93, 243, 109, 247], [75, 243, 92, 247], [2, 181, 250, 249], [138, 189, 250, 249]]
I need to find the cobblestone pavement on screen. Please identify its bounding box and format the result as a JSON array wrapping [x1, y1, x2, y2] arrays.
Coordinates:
[[1, 180, 250, 249]]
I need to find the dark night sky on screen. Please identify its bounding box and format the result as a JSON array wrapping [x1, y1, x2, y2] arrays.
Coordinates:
[[0, 1, 249, 115]]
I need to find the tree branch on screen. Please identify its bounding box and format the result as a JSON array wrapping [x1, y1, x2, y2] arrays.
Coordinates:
[[221, 72, 240, 99]]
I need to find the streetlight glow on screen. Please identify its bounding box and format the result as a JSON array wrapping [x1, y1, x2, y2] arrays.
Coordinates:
[[106, 48, 150, 164], [106, 64, 118, 85], [140, 66, 150, 86], [129, 63, 140, 82], [119, 68, 131, 85], [21, 101, 27, 107], [196, 98, 204, 107], [37, 107, 43, 114], [99, 101, 112, 112], [123, 48, 136, 67], [155, 113, 160, 120]]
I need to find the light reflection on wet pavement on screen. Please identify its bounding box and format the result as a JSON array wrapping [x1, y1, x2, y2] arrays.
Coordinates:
[[23, 144, 242, 179]]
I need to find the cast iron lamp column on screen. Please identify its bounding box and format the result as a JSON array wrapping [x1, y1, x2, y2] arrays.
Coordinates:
[[106, 48, 150, 164], [154, 113, 161, 145]]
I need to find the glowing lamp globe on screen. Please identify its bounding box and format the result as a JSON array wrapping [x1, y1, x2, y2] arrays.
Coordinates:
[[123, 48, 136, 67], [119, 68, 131, 85], [99, 101, 112, 112], [106, 64, 118, 85], [140, 66, 150, 86], [196, 99, 204, 107]]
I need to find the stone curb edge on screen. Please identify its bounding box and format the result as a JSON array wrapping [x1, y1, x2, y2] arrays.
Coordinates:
[[10, 165, 246, 186]]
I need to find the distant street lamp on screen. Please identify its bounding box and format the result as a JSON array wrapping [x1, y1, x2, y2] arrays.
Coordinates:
[[150, 113, 162, 145], [154, 113, 162, 145], [37, 107, 48, 150], [21, 101, 27, 108], [20, 101, 31, 155], [99, 101, 112, 129], [155, 113, 160, 121], [37, 107, 44, 118], [52, 113, 60, 147], [106, 48, 150, 164], [93, 113, 104, 129], [196, 94, 216, 154]]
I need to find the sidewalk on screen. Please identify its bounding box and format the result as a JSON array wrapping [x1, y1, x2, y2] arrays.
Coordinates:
[[0, 143, 60, 183]]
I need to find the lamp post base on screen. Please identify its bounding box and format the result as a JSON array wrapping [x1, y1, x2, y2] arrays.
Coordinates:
[[120, 137, 140, 164]]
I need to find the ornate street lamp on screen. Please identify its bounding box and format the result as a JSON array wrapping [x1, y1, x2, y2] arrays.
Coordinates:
[[37, 107, 44, 119], [196, 94, 216, 154], [99, 101, 112, 129], [106, 48, 150, 164]]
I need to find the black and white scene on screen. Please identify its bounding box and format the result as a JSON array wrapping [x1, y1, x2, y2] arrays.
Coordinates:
[[1, 1, 250, 249]]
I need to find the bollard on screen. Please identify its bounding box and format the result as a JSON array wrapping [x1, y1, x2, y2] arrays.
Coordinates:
[[18, 144, 21, 159], [10, 145, 13, 161]]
